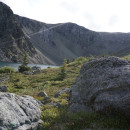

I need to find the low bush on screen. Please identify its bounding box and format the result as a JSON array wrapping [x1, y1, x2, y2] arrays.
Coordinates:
[[0, 66, 15, 73]]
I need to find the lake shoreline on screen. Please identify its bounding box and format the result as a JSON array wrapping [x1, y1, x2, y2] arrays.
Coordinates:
[[0, 62, 58, 70]]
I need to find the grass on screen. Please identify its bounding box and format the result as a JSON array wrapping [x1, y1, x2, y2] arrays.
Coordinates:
[[122, 54, 130, 60], [0, 66, 15, 73], [0, 56, 130, 129], [6, 57, 88, 97], [41, 104, 129, 130]]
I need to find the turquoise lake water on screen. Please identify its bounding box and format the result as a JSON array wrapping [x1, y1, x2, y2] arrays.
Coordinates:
[[0, 62, 57, 70]]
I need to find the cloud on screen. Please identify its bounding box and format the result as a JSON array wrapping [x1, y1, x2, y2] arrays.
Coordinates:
[[108, 15, 119, 26], [1, 0, 130, 32], [60, 0, 79, 14]]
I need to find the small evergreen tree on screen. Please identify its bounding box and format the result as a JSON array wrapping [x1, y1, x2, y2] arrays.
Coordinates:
[[57, 60, 67, 81], [22, 53, 28, 66], [18, 54, 31, 72], [66, 59, 70, 64]]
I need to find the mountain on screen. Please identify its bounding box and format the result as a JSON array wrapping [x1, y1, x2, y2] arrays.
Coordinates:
[[0, 2, 55, 64], [0, 2, 130, 65], [15, 15, 130, 65]]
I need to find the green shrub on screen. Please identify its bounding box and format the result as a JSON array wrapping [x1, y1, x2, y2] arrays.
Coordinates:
[[18, 65, 31, 73], [18, 53, 31, 73], [0, 66, 15, 73]]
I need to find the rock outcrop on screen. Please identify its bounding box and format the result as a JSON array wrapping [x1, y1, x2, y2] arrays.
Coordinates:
[[0, 2, 55, 65], [0, 2, 36, 63], [69, 57, 130, 119], [0, 92, 41, 130]]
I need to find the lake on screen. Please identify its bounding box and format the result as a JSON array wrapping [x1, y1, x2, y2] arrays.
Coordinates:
[[0, 62, 57, 70]]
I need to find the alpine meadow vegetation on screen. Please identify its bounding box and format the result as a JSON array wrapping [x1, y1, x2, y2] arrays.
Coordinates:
[[0, 56, 129, 129]]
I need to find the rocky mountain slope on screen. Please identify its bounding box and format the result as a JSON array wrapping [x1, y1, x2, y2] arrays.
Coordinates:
[[0, 2, 55, 64], [0, 2, 130, 65], [16, 16, 130, 65]]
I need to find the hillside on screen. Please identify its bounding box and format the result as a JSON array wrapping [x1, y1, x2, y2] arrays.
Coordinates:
[[0, 2, 55, 64], [16, 15, 130, 65]]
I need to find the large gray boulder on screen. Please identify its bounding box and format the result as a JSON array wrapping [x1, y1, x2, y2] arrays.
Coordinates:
[[0, 92, 41, 130], [69, 56, 130, 119]]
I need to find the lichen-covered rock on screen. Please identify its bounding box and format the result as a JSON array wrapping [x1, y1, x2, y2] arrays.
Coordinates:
[[54, 87, 70, 98], [0, 92, 41, 130], [69, 56, 130, 119]]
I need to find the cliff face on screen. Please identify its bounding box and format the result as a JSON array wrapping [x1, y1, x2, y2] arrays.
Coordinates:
[[15, 15, 130, 65], [54, 23, 130, 57], [0, 2, 35, 62], [0, 2, 55, 64]]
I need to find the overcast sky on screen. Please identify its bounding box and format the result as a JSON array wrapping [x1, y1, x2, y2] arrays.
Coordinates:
[[1, 0, 130, 32]]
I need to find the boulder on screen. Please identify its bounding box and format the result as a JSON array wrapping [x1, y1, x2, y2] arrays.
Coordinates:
[[54, 88, 70, 98], [32, 66, 41, 71], [38, 91, 48, 97], [41, 97, 50, 104], [69, 56, 130, 119], [23, 71, 33, 75], [33, 70, 41, 74], [0, 85, 8, 92], [0, 92, 41, 130], [32, 66, 41, 74], [0, 77, 9, 83], [55, 102, 61, 108], [45, 102, 61, 108]]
